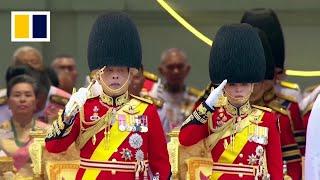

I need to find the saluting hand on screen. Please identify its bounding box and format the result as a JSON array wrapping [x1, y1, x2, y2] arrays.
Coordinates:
[[205, 79, 227, 109], [64, 87, 88, 118]]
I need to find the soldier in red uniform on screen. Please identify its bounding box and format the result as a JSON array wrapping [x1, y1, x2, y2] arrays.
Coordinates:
[[241, 8, 306, 156], [249, 28, 302, 180], [45, 12, 171, 180], [179, 24, 283, 179]]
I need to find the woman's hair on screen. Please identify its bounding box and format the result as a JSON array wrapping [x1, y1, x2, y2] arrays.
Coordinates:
[[5, 65, 32, 83], [5, 65, 51, 98], [6, 74, 39, 98]]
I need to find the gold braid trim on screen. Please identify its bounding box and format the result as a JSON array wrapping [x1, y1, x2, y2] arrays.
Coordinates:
[[282, 149, 301, 158], [76, 109, 114, 149], [193, 103, 212, 124]]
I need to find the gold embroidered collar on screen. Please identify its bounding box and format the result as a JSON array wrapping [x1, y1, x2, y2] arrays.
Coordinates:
[[100, 91, 129, 107], [224, 101, 251, 117]]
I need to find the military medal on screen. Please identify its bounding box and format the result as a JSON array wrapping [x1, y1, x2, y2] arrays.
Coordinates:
[[133, 116, 142, 132], [248, 125, 268, 145], [90, 106, 100, 121], [120, 148, 133, 161], [135, 149, 144, 161], [140, 115, 148, 133], [129, 133, 143, 149], [126, 115, 134, 132], [118, 114, 127, 132]]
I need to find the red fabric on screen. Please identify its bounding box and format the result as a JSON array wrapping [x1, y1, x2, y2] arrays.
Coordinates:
[[276, 113, 302, 180], [288, 102, 306, 155], [143, 79, 156, 92], [303, 111, 310, 130], [179, 106, 283, 179], [46, 97, 170, 179]]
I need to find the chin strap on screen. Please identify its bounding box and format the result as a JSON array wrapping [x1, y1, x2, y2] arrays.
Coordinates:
[[98, 66, 131, 97]]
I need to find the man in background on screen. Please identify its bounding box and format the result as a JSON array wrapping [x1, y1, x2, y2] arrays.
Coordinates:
[[51, 54, 78, 94], [150, 48, 201, 135]]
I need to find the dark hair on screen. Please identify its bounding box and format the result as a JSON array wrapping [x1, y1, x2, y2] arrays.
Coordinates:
[[35, 70, 50, 96], [7, 75, 39, 97], [46, 67, 60, 87], [5, 65, 49, 97], [5, 65, 33, 84]]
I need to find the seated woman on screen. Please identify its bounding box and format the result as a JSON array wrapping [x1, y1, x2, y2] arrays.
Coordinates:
[[0, 74, 47, 177]]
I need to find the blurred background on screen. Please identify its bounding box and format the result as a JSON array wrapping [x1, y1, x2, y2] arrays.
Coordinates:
[[1, 0, 320, 89]]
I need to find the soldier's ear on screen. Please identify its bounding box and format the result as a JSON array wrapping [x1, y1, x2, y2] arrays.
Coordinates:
[[129, 68, 138, 76]]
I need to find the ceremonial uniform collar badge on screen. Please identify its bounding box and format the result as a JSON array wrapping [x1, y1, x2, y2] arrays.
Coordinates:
[[101, 91, 129, 107], [224, 101, 252, 117]]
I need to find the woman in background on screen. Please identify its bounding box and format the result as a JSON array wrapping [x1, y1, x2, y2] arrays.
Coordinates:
[[0, 74, 47, 176]]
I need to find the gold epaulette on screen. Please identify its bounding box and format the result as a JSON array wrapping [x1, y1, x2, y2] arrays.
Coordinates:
[[266, 100, 289, 116], [252, 105, 272, 112], [143, 71, 158, 82], [130, 94, 153, 104], [276, 93, 297, 103], [50, 95, 69, 106], [280, 81, 300, 90], [142, 95, 164, 108], [187, 86, 202, 97], [304, 84, 320, 94]]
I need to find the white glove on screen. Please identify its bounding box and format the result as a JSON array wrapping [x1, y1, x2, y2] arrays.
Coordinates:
[[300, 85, 320, 111], [65, 87, 88, 117], [91, 81, 103, 97], [205, 79, 227, 109]]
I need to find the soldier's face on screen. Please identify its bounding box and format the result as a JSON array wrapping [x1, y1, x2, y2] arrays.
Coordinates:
[[159, 53, 190, 86], [128, 69, 145, 96], [250, 82, 265, 102], [101, 67, 130, 90], [224, 83, 253, 107]]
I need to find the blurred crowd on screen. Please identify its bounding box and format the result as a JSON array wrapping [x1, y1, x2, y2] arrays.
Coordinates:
[[1, 8, 320, 179]]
